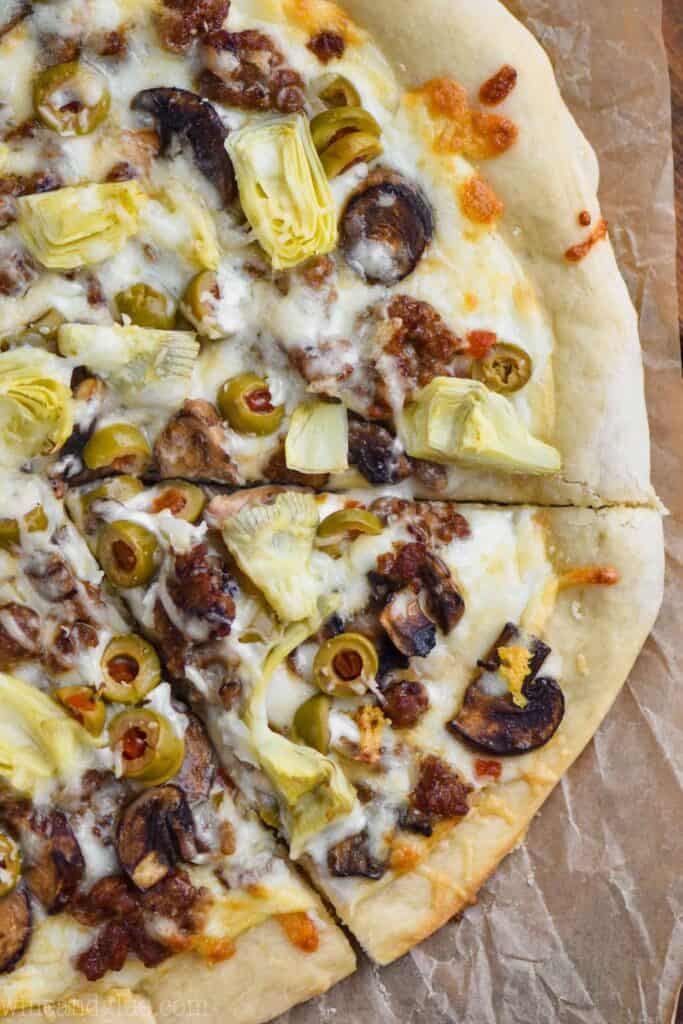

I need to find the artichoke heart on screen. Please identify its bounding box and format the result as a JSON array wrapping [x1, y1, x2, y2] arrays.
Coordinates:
[[400, 377, 561, 476], [58, 323, 199, 409], [17, 182, 146, 270], [285, 400, 349, 475], [220, 492, 324, 622], [0, 672, 93, 797], [140, 182, 220, 270], [227, 115, 337, 269], [0, 348, 73, 466], [245, 622, 356, 859]]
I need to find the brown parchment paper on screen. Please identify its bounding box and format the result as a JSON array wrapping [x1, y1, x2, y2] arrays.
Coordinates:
[[282, 1, 683, 1021]]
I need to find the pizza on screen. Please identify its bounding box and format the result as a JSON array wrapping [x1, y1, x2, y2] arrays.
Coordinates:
[[0, 0, 664, 1021]]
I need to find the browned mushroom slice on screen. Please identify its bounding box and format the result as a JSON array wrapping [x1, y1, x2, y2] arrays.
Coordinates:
[[0, 886, 31, 974], [174, 714, 217, 804], [132, 88, 235, 205], [153, 400, 241, 483], [347, 418, 412, 486], [327, 832, 386, 880], [340, 170, 433, 285], [380, 588, 436, 658], [24, 811, 85, 914], [116, 786, 197, 892], [420, 552, 465, 633], [448, 623, 565, 754]]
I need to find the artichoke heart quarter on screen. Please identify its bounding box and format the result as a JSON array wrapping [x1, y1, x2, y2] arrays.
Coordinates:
[[227, 115, 337, 269], [220, 491, 323, 622], [0, 348, 73, 466], [401, 377, 561, 476], [58, 323, 199, 409], [285, 400, 349, 474], [17, 181, 146, 269]]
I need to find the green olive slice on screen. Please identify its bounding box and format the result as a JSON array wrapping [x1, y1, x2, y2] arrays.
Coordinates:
[[0, 832, 21, 898], [313, 632, 379, 697], [310, 106, 381, 153], [320, 131, 383, 178], [15, 308, 65, 349], [33, 61, 110, 136], [317, 508, 383, 541], [315, 73, 361, 108], [181, 270, 220, 338], [0, 505, 48, 549], [114, 283, 176, 330], [101, 634, 162, 704], [98, 520, 158, 588], [82, 424, 151, 473], [109, 709, 184, 786], [148, 481, 205, 523], [217, 373, 285, 436], [81, 476, 144, 519], [473, 343, 533, 394], [293, 694, 331, 753], [54, 686, 106, 737]]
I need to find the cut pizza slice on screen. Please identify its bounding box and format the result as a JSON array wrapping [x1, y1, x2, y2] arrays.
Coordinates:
[[70, 480, 663, 963], [0, 473, 354, 1021], [0, 0, 653, 506]]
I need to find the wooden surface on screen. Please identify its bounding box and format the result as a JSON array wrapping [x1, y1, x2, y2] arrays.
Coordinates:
[[663, 0, 682, 347]]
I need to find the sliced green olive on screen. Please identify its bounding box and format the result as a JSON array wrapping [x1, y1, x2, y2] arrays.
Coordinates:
[[114, 283, 176, 330], [181, 270, 220, 337], [313, 632, 378, 697], [98, 520, 158, 588], [148, 481, 205, 523], [0, 505, 49, 549], [320, 131, 383, 178], [109, 709, 184, 786], [315, 73, 361, 108], [310, 106, 381, 154], [55, 686, 106, 737], [81, 476, 144, 518], [101, 634, 162, 703], [33, 61, 110, 136], [317, 508, 383, 541], [0, 832, 21, 898], [473, 343, 533, 394], [293, 694, 331, 754], [16, 308, 65, 349], [82, 423, 151, 473], [217, 373, 284, 436]]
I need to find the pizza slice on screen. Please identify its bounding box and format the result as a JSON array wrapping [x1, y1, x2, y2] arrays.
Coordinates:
[[0, 472, 354, 1021], [69, 479, 663, 962], [0, 0, 653, 506]]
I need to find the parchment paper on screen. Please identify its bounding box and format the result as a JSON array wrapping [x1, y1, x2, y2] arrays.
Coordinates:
[[284, 1, 683, 1020]]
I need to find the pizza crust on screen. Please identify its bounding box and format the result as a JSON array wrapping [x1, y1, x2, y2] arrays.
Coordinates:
[[307, 506, 664, 963], [336, 0, 655, 507], [2, 904, 355, 1024]]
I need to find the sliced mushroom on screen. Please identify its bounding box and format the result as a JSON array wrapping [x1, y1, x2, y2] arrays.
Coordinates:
[[420, 553, 465, 634], [132, 88, 235, 205], [340, 170, 433, 285], [347, 417, 412, 486], [379, 588, 436, 658], [153, 400, 240, 483], [174, 714, 217, 804], [115, 785, 197, 891], [448, 623, 564, 754], [0, 886, 31, 974], [24, 811, 85, 914], [327, 832, 386, 880]]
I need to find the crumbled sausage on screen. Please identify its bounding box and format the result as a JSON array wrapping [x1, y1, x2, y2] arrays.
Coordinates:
[[153, 400, 241, 483], [0, 603, 41, 667], [155, 0, 229, 54], [411, 756, 470, 819], [382, 678, 430, 729], [307, 31, 345, 63], [0, 249, 37, 298], [199, 30, 305, 113], [166, 545, 236, 641], [25, 553, 77, 602], [379, 295, 467, 396]]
